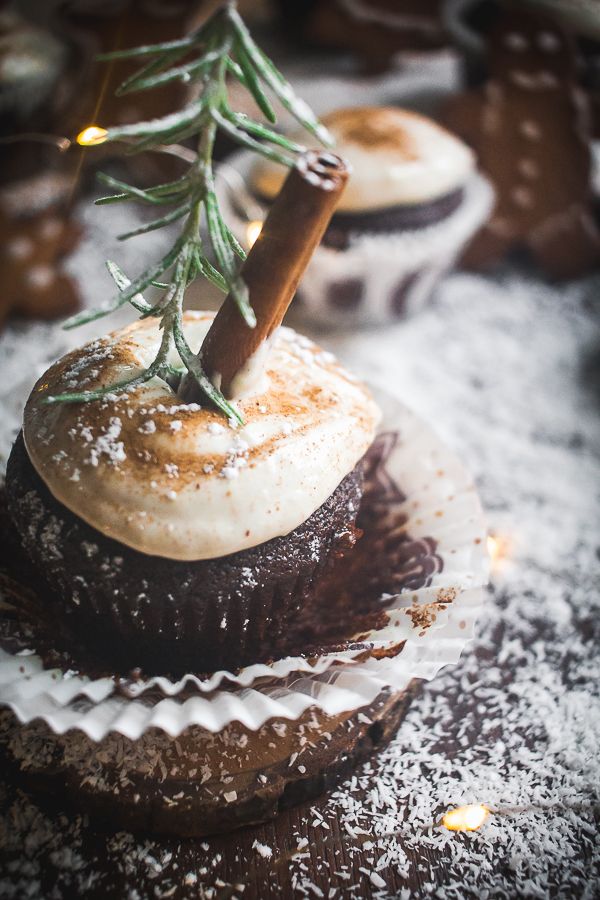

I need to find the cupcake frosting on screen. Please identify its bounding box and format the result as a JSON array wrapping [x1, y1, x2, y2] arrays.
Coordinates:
[[23, 312, 380, 561], [250, 107, 476, 212]]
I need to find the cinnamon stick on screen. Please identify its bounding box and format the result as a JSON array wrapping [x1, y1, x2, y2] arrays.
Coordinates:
[[180, 150, 350, 402]]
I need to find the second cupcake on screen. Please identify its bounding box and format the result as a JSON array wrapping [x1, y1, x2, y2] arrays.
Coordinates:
[[218, 107, 494, 327]]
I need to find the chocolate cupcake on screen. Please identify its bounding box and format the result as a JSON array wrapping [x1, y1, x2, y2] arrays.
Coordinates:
[[217, 106, 495, 326], [6, 312, 380, 676]]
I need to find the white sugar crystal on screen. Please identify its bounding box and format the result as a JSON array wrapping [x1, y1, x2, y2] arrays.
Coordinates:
[[252, 841, 272, 859]]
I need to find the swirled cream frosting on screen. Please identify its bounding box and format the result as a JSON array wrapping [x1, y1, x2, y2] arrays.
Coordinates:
[[23, 312, 380, 560], [250, 107, 476, 212]]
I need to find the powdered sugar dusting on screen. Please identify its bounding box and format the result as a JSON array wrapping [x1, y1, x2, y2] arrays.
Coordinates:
[[85, 417, 126, 468], [291, 264, 600, 898], [0, 194, 599, 896]]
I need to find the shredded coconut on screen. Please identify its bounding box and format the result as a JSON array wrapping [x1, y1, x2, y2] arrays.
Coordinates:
[[252, 841, 273, 859], [0, 178, 599, 900]]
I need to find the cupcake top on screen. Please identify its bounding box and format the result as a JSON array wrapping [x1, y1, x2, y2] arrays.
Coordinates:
[[23, 312, 380, 561], [250, 107, 476, 212]]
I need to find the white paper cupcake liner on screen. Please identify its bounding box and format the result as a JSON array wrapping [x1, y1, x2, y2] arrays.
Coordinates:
[[0, 390, 488, 739], [216, 151, 495, 328]]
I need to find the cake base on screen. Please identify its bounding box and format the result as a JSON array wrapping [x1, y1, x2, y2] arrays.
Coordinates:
[[0, 682, 419, 837]]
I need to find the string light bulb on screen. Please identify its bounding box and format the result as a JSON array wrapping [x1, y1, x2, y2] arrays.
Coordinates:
[[487, 535, 499, 559], [77, 127, 108, 146], [246, 220, 263, 247], [443, 805, 488, 831]]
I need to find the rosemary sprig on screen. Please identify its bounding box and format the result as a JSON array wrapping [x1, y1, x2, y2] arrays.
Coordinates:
[[48, 0, 333, 420]]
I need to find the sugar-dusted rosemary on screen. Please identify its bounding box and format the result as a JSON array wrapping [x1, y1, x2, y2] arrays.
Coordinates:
[[46, 0, 332, 422]]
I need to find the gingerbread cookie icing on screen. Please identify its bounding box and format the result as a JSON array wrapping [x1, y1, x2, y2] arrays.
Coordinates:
[[250, 107, 476, 212], [441, 7, 600, 278], [23, 312, 380, 560]]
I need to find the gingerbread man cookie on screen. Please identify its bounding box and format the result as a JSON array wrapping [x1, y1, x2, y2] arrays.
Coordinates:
[[0, 175, 82, 331], [442, 7, 600, 278]]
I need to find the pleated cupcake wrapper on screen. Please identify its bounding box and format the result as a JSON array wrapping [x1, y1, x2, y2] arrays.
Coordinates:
[[0, 391, 488, 739], [216, 151, 495, 327]]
